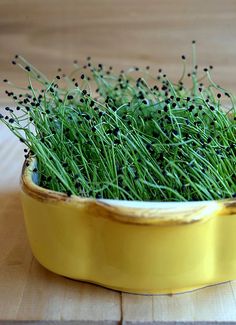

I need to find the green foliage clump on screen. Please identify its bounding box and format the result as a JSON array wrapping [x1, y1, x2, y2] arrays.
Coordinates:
[[1, 46, 236, 201]]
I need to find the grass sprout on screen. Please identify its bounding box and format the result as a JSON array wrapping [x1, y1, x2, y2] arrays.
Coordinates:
[[1, 44, 236, 201]]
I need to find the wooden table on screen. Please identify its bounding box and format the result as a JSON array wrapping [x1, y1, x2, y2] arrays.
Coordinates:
[[1, 122, 236, 324], [1, 0, 236, 96], [1, 0, 236, 323]]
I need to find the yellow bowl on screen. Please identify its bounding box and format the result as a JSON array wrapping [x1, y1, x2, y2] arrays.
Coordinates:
[[20, 159, 236, 294]]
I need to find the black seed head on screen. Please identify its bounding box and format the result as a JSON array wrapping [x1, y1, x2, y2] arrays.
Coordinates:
[[142, 99, 148, 105], [146, 143, 154, 152], [66, 190, 72, 197], [114, 139, 121, 145], [173, 130, 178, 136], [113, 127, 120, 136], [188, 105, 194, 112]]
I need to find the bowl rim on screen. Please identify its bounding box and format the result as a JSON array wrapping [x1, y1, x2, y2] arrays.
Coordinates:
[[21, 157, 236, 225]]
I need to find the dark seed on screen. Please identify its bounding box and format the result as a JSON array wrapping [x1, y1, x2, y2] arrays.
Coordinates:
[[66, 190, 72, 197]]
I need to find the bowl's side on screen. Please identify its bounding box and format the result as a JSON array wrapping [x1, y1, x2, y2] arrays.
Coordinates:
[[21, 157, 229, 225], [20, 188, 236, 294]]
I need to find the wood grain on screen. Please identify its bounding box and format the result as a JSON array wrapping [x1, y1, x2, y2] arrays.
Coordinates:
[[1, 125, 236, 324], [1, 0, 236, 103], [1, 0, 236, 323]]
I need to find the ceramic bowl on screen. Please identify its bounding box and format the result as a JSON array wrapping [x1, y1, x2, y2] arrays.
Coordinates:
[[20, 158, 236, 294]]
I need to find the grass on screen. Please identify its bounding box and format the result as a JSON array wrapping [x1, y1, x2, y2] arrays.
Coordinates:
[[1, 43, 236, 201]]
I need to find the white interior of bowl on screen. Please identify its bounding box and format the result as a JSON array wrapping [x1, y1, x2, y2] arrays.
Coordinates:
[[99, 198, 210, 208]]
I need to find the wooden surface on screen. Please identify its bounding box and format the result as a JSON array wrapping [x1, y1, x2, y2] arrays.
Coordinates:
[[1, 0, 236, 323], [1, 122, 236, 324], [1, 0, 236, 102]]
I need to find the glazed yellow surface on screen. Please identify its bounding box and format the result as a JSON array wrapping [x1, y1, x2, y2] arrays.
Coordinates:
[[21, 182, 236, 294]]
